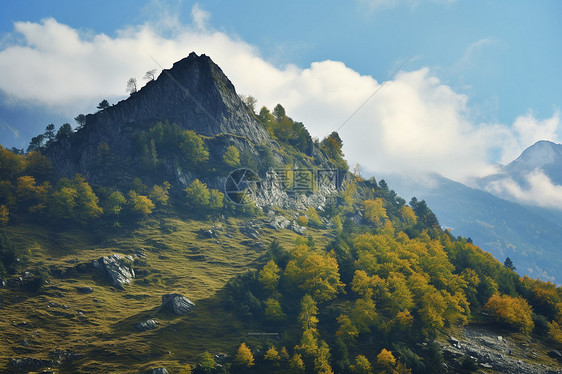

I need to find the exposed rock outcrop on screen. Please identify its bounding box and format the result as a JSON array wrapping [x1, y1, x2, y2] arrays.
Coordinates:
[[44, 52, 279, 187], [136, 319, 159, 332], [92, 254, 134, 289], [439, 325, 562, 374], [252, 169, 341, 210], [161, 293, 195, 315], [76, 286, 94, 294]]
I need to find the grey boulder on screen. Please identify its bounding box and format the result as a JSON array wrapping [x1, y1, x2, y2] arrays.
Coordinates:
[[92, 254, 135, 289], [161, 293, 195, 315], [136, 319, 159, 331]]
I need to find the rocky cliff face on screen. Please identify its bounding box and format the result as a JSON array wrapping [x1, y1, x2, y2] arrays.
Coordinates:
[[45, 52, 277, 186]]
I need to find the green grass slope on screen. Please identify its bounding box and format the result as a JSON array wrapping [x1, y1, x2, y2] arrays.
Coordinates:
[[0, 214, 332, 373]]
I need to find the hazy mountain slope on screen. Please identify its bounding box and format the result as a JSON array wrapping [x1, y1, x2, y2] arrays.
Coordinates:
[[382, 173, 562, 283], [504, 140, 562, 184], [479, 140, 562, 201]]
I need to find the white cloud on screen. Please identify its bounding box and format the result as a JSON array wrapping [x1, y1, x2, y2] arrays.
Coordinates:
[[0, 4, 561, 205], [485, 169, 562, 210], [191, 4, 211, 31], [455, 38, 500, 71], [506, 111, 561, 161]]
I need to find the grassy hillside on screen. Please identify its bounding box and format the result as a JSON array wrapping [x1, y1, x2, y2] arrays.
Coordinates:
[[1, 212, 335, 373], [1, 99, 561, 373]]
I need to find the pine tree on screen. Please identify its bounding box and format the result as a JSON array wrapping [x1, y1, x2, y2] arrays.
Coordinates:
[[504, 257, 516, 271]]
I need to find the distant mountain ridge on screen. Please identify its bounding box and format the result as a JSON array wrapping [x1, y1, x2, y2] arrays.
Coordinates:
[[381, 172, 562, 283], [481, 140, 562, 188], [381, 140, 562, 284], [506, 140, 562, 176]]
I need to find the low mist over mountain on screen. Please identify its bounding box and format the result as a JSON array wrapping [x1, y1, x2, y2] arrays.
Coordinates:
[[477, 140, 562, 209], [383, 140, 562, 284], [383, 172, 562, 284]]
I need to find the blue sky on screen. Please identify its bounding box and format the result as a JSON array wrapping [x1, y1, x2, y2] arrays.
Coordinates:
[[0, 1, 561, 189]]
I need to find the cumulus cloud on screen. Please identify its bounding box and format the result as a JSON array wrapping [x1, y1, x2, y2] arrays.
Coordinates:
[[0, 4, 561, 202], [485, 169, 562, 210], [502, 111, 562, 162]]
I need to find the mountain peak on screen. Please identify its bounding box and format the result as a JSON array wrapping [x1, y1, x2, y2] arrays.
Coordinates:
[[507, 140, 562, 171], [113, 51, 264, 139], [45, 52, 276, 184]]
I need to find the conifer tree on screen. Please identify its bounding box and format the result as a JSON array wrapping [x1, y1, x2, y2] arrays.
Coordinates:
[[234, 342, 255, 367]]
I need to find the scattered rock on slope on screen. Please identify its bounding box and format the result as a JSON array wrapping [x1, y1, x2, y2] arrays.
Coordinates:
[[439, 325, 562, 374], [92, 254, 135, 289], [161, 293, 195, 315], [147, 368, 169, 374], [268, 215, 290, 230], [136, 319, 159, 332]]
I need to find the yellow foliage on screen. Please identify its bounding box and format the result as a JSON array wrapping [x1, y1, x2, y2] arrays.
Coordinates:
[[296, 328, 318, 356], [259, 260, 281, 291], [184, 179, 210, 208], [280, 346, 290, 361], [234, 342, 254, 367], [16, 175, 38, 200], [484, 294, 534, 333], [350, 354, 372, 374], [556, 302, 562, 323], [377, 348, 396, 368], [149, 182, 170, 206], [351, 296, 378, 333], [314, 341, 334, 374], [285, 245, 344, 302], [307, 206, 323, 228], [0, 204, 8, 226], [363, 198, 388, 226], [387, 272, 414, 312], [289, 353, 305, 373], [265, 297, 287, 321], [298, 294, 319, 330], [177, 363, 192, 374], [223, 145, 240, 167], [379, 220, 395, 236], [548, 320, 562, 343], [393, 309, 414, 329], [298, 215, 309, 227], [351, 270, 375, 298], [336, 314, 359, 342], [418, 289, 446, 335], [128, 191, 154, 215], [264, 346, 281, 365], [398, 205, 417, 226]]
